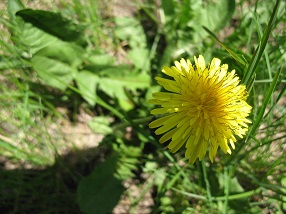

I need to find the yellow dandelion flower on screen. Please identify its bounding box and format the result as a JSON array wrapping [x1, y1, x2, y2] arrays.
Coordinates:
[[149, 55, 252, 164]]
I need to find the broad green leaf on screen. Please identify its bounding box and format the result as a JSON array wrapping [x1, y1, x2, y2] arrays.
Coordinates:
[[76, 70, 99, 106], [88, 116, 112, 134], [16, 9, 86, 45], [34, 40, 84, 68], [32, 55, 76, 91], [12, 17, 58, 55], [77, 154, 125, 214], [31, 41, 84, 90]]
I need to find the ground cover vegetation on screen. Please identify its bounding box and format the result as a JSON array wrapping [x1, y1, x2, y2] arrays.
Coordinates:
[[0, 0, 285, 213]]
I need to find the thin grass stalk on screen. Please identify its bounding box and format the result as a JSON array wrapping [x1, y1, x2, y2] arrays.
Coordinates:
[[202, 159, 213, 209], [242, 0, 281, 87], [223, 166, 231, 214]]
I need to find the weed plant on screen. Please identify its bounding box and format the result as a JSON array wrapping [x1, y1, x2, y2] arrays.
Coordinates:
[[0, 0, 285, 213]]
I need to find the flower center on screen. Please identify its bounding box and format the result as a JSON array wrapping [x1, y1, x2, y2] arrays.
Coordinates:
[[197, 94, 217, 119]]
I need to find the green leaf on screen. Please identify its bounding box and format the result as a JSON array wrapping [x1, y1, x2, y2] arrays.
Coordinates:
[[128, 47, 150, 71], [34, 40, 84, 68], [16, 9, 86, 45], [99, 68, 150, 110], [76, 70, 99, 106], [31, 41, 84, 90], [86, 52, 115, 66], [203, 0, 235, 32], [161, 0, 175, 25], [77, 154, 125, 214], [115, 17, 147, 49], [190, 0, 235, 40], [83, 51, 116, 73], [12, 17, 58, 55], [8, 0, 24, 20], [218, 172, 244, 194], [88, 116, 112, 134], [99, 68, 150, 97], [31, 56, 75, 91]]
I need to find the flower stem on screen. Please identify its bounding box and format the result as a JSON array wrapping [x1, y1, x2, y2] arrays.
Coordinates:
[[202, 159, 213, 209]]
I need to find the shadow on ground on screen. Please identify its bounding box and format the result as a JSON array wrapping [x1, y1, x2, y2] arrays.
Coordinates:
[[0, 146, 108, 214]]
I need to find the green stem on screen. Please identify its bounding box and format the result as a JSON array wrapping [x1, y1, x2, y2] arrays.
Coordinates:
[[202, 159, 213, 208], [223, 166, 232, 214]]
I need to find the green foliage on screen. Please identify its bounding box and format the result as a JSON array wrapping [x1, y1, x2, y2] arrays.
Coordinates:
[[77, 154, 125, 214], [158, 0, 235, 63], [31, 41, 84, 90], [1, 0, 285, 213], [16, 9, 86, 45], [77, 140, 142, 214], [3, 3, 150, 109]]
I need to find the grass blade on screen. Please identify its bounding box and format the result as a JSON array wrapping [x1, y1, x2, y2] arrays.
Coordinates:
[[203, 26, 246, 65], [246, 66, 282, 143], [242, 0, 281, 87]]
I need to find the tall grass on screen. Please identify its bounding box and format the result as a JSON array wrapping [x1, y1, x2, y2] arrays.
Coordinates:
[[0, 0, 285, 213]]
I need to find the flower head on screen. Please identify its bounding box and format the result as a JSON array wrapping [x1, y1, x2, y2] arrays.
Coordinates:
[[149, 55, 252, 164]]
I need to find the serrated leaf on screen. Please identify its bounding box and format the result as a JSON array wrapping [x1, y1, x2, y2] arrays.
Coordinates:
[[77, 154, 125, 214]]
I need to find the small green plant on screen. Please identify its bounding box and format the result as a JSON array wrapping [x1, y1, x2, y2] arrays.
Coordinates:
[[0, 0, 285, 213]]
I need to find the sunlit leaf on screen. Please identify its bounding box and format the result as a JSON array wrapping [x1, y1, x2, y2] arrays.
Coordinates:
[[31, 41, 84, 90], [76, 70, 99, 106]]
